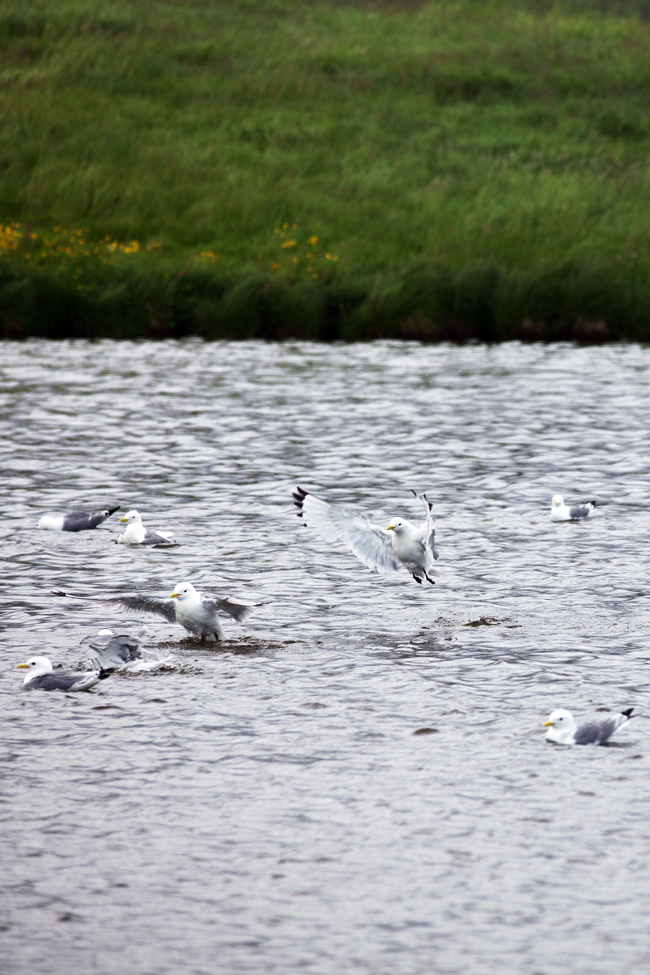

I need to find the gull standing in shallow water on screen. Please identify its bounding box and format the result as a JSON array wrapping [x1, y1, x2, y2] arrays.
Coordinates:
[[543, 708, 634, 745], [550, 495, 599, 522], [117, 510, 175, 546], [39, 505, 120, 532], [293, 487, 439, 584], [16, 656, 109, 692], [117, 581, 264, 641]]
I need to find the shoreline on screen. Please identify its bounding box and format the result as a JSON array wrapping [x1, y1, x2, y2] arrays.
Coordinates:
[[2, 258, 647, 344]]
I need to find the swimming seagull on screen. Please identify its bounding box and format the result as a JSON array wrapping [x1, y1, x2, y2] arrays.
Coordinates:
[[117, 581, 264, 641], [543, 707, 634, 745], [293, 487, 439, 584], [550, 495, 599, 522], [16, 656, 109, 692], [39, 505, 120, 532], [117, 510, 175, 546]]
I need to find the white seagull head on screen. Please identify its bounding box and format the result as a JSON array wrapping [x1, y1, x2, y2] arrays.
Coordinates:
[[543, 708, 577, 743], [16, 656, 54, 679], [119, 510, 142, 525], [543, 708, 574, 729], [551, 495, 564, 508], [387, 518, 405, 533], [170, 582, 198, 602]]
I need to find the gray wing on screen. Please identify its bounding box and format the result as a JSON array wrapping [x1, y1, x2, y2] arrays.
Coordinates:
[[142, 529, 175, 546], [117, 595, 177, 622], [293, 487, 400, 574], [568, 504, 592, 521], [62, 506, 120, 532], [573, 716, 623, 745], [28, 670, 94, 692], [84, 633, 143, 668], [412, 491, 439, 567], [206, 597, 262, 624]]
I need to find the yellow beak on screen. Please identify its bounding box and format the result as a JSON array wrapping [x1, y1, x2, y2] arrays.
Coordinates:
[[119, 516, 128, 522], [170, 592, 179, 598], [386, 525, 394, 531], [542, 721, 554, 727], [16, 663, 29, 670]]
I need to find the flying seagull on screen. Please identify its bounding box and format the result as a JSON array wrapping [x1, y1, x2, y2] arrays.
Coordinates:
[[117, 510, 175, 546], [543, 707, 634, 745], [38, 505, 120, 532], [293, 487, 439, 584], [550, 495, 599, 522], [117, 581, 263, 641], [16, 656, 109, 692]]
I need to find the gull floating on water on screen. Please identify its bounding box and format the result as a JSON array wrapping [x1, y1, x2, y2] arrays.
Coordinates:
[[117, 581, 264, 641], [293, 487, 439, 584], [550, 495, 599, 522], [39, 505, 120, 532], [543, 707, 634, 745], [16, 656, 109, 692], [117, 510, 176, 546]]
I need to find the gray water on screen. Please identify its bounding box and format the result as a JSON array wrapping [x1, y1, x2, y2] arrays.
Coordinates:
[[2, 339, 650, 975]]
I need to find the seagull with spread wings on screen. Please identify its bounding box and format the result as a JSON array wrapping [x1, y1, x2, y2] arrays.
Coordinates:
[[117, 581, 264, 641], [293, 487, 439, 584]]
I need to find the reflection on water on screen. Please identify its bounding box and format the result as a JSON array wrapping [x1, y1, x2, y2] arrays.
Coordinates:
[[2, 340, 650, 974]]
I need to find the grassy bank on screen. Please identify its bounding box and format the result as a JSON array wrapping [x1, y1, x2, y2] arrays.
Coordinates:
[[2, 0, 650, 341]]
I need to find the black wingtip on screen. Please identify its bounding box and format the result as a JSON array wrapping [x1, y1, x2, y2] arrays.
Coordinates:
[[622, 707, 634, 719], [292, 486, 307, 515], [105, 505, 120, 516], [98, 670, 111, 682], [412, 489, 433, 511]]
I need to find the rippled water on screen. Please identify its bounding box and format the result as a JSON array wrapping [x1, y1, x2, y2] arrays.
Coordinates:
[[2, 339, 650, 974]]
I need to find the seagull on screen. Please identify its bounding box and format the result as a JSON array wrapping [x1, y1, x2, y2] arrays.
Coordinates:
[[16, 656, 109, 692], [81, 629, 145, 670], [117, 581, 264, 641], [38, 505, 120, 532], [293, 487, 439, 584], [543, 707, 634, 745], [550, 495, 599, 522], [117, 510, 175, 546]]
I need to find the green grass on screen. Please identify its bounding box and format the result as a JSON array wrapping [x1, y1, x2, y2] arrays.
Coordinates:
[[2, 0, 650, 341]]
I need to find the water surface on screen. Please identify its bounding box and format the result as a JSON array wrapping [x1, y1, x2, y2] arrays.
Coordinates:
[[2, 340, 650, 974]]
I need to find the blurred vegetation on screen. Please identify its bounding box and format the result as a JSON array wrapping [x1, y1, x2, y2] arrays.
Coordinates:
[[2, 0, 650, 341]]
